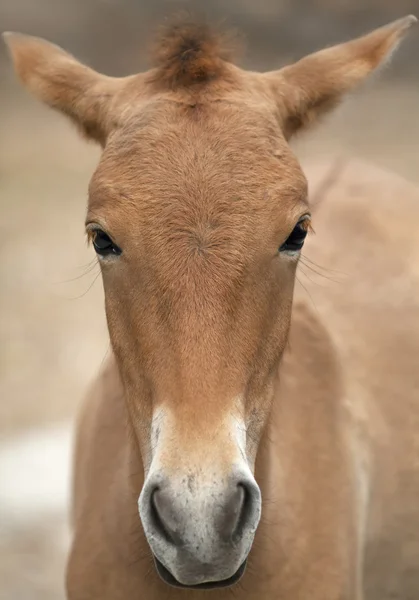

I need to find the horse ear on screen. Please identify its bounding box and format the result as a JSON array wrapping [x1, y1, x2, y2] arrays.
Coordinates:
[[263, 16, 417, 139], [3, 32, 122, 145]]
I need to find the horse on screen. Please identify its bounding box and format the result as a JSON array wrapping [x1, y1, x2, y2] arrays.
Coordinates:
[[4, 15, 419, 599]]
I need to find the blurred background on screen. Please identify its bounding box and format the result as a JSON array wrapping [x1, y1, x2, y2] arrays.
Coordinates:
[[0, 1, 418, 598]]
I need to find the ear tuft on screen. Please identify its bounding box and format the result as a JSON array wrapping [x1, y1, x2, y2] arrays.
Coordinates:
[[359, 15, 417, 69], [3, 32, 70, 81], [392, 15, 417, 33]]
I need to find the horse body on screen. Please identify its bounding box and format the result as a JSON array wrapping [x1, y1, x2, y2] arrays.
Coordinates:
[[301, 160, 419, 600], [4, 15, 419, 600]]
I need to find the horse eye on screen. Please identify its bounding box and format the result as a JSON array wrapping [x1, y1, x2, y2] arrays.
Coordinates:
[[279, 219, 309, 253], [91, 229, 122, 257]]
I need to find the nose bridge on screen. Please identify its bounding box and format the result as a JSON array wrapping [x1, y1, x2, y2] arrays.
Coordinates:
[[150, 398, 246, 476], [162, 279, 247, 392]]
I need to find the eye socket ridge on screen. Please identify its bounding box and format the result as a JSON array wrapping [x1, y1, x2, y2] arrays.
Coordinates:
[[88, 227, 122, 257], [279, 216, 311, 254]]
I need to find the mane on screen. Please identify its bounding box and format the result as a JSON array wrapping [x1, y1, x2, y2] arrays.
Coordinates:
[[149, 16, 237, 89]]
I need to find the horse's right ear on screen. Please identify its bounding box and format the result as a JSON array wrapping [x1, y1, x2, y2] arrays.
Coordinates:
[[3, 33, 121, 145], [262, 16, 416, 139]]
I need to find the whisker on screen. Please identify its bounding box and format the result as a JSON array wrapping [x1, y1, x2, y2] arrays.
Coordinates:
[[295, 275, 318, 315], [299, 258, 342, 284], [54, 257, 99, 284], [99, 343, 112, 370], [298, 264, 322, 287], [301, 254, 344, 276], [68, 270, 101, 300]]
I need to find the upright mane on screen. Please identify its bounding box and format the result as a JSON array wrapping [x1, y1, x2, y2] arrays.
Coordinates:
[[149, 17, 235, 89]]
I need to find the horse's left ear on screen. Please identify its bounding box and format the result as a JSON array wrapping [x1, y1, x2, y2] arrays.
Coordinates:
[[3, 32, 123, 145], [263, 16, 417, 139]]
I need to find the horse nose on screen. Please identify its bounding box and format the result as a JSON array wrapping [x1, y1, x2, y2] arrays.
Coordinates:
[[148, 475, 260, 548], [140, 471, 261, 586]]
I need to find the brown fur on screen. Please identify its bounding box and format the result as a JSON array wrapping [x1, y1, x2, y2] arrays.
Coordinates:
[[3, 15, 418, 600], [149, 16, 236, 90]]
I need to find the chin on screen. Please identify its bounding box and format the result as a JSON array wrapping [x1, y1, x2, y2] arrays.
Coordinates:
[[153, 556, 248, 590]]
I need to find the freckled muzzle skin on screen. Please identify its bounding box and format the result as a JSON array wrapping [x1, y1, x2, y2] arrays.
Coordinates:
[[138, 458, 262, 587]]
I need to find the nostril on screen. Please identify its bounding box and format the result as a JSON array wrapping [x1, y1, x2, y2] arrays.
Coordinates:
[[219, 480, 258, 544], [150, 488, 167, 542], [150, 488, 182, 547], [232, 483, 252, 543]]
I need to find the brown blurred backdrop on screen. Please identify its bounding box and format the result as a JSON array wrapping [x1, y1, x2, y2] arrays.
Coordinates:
[[0, 1, 418, 599]]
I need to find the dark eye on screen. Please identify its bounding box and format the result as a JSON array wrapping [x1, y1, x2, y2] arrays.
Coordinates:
[[279, 219, 310, 253], [91, 229, 122, 257]]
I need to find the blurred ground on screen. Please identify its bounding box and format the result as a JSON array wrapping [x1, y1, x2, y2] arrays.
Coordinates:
[[0, 1, 418, 598]]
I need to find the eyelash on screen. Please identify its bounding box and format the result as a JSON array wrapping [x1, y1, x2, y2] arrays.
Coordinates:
[[279, 218, 311, 253], [90, 229, 122, 257]]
